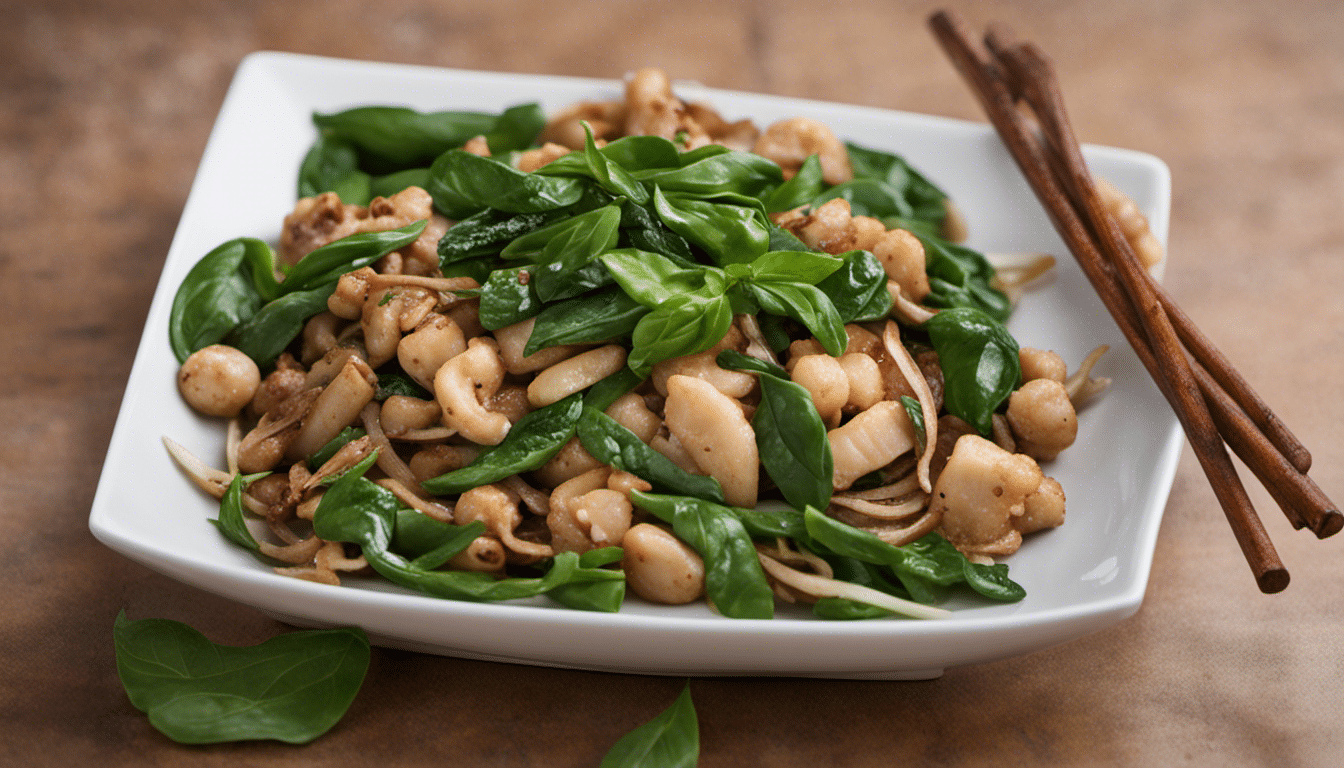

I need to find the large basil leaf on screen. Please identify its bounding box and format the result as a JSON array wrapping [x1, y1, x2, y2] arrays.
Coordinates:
[[636, 148, 782, 198], [478, 265, 543, 330], [368, 167, 430, 200], [524, 288, 648, 356], [618, 199, 696, 262], [717, 350, 833, 511], [230, 283, 335, 367], [815, 249, 893, 323], [420, 394, 583, 494], [920, 234, 1013, 323], [747, 249, 843, 285], [281, 220, 427, 295], [748, 281, 846, 357], [631, 491, 774, 619], [427, 150, 586, 218], [598, 135, 682, 171], [437, 208, 568, 266], [601, 249, 726, 308], [113, 612, 369, 745], [312, 105, 541, 170], [922, 306, 1020, 435], [537, 124, 649, 204], [627, 292, 733, 376], [846, 141, 948, 233], [764, 153, 824, 213], [577, 407, 725, 503], [599, 683, 699, 768], [297, 134, 371, 204], [652, 188, 769, 266], [168, 238, 269, 363]]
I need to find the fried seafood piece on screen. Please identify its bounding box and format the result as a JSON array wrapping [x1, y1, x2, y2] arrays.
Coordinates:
[[930, 434, 1065, 558], [773, 198, 930, 301], [752, 116, 853, 185], [278, 186, 448, 275]]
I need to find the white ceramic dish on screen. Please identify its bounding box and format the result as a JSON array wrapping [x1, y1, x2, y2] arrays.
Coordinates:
[[89, 52, 1181, 680]]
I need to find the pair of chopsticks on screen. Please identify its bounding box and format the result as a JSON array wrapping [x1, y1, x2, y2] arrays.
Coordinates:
[[927, 9, 1340, 593]]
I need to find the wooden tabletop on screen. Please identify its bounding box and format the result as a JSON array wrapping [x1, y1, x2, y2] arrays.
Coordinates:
[[4, 0, 1342, 765]]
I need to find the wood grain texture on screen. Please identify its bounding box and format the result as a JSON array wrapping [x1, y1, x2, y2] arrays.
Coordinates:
[[2, 1, 1342, 765]]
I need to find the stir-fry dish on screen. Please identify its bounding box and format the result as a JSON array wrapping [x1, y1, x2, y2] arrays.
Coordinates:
[[167, 68, 1156, 619]]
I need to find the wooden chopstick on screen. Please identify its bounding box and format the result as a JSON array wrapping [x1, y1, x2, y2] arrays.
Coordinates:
[[927, 9, 1293, 592], [975, 22, 1341, 541]]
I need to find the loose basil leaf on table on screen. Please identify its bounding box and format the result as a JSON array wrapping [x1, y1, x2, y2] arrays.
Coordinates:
[[717, 350, 833, 512], [524, 288, 649, 356], [921, 306, 1021, 436], [420, 393, 583, 495], [427, 150, 586, 218], [599, 682, 699, 768], [113, 612, 369, 745], [631, 491, 775, 619], [168, 238, 269, 363], [577, 407, 725, 503]]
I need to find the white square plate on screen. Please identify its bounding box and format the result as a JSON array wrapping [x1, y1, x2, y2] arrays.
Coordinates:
[[89, 52, 1181, 679]]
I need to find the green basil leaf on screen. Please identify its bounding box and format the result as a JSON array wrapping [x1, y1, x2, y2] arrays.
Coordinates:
[[281, 220, 426, 295], [230, 283, 334, 367], [631, 491, 774, 619], [713, 348, 787, 379], [525, 288, 649, 356], [919, 235, 1012, 323], [731, 501, 808, 541], [814, 177, 913, 220], [407, 520, 488, 571], [815, 249, 893, 323], [601, 249, 726, 308], [538, 123, 649, 204], [716, 351, 832, 512], [847, 141, 949, 232], [113, 612, 369, 745], [962, 559, 1028, 602], [922, 306, 1020, 435], [368, 167, 430, 199], [899, 395, 927, 457], [748, 249, 843, 285], [764, 153, 825, 213], [748, 282, 846, 357], [619, 200, 697, 263], [210, 472, 269, 553], [531, 259, 616, 304], [392, 510, 481, 559], [168, 238, 271, 363], [627, 292, 733, 376], [545, 564, 627, 613], [599, 135, 683, 171], [767, 223, 813, 253], [637, 149, 783, 198], [582, 367, 646, 412], [500, 204, 622, 262], [577, 407, 725, 503], [313, 106, 498, 170], [375, 372, 431, 401], [599, 682, 699, 768], [308, 426, 366, 468], [297, 134, 371, 204], [652, 188, 769, 266], [478, 266, 543, 330], [426, 150, 586, 219], [420, 393, 583, 495], [437, 208, 569, 266], [812, 597, 893, 620], [483, 103, 547, 154]]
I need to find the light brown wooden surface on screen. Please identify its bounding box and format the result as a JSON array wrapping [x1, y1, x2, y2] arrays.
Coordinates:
[[3, 1, 1342, 765]]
